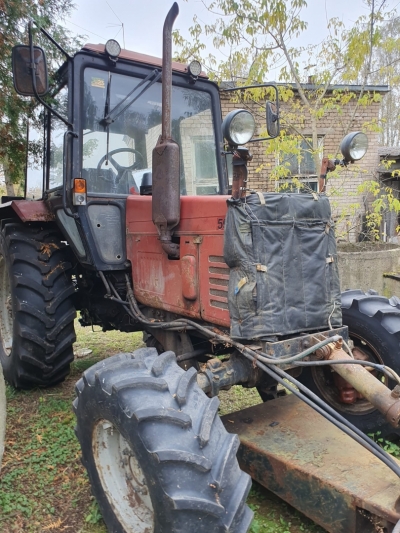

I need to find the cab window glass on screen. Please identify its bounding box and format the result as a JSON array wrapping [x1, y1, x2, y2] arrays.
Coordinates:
[[82, 68, 219, 195]]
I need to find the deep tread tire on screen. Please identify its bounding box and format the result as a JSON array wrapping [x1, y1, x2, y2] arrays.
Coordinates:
[[0, 222, 76, 388], [299, 289, 400, 437], [74, 348, 253, 533]]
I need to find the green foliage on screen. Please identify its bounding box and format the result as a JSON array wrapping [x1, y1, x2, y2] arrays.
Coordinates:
[[85, 500, 103, 524], [0, 0, 83, 191], [0, 322, 145, 532], [368, 431, 400, 457], [175, 1, 400, 242], [247, 485, 325, 533], [357, 180, 400, 240], [0, 394, 80, 521], [371, 17, 400, 145]]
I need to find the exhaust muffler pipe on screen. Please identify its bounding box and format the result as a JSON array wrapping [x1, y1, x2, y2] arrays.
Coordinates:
[[152, 2, 181, 258]]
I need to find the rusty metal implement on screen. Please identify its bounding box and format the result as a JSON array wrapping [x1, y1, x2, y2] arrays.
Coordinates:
[[223, 395, 400, 533]]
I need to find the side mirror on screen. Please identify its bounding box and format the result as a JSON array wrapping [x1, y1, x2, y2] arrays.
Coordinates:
[[266, 101, 279, 138], [12, 45, 48, 97]]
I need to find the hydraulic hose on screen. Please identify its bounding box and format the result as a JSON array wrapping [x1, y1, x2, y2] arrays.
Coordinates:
[[101, 274, 400, 482]]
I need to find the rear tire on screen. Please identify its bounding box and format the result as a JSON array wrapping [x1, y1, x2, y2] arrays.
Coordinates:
[[298, 290, 400, 437], [74, 348, 253, 533], [0, 222, 76, 388]]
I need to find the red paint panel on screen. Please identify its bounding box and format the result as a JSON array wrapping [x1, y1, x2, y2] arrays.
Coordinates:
[[126, 196, 229, 235], [11, 200, 54, 222], [127, 234, 201, 317], [126, 196, 231, 327], [181, 255, 198, 300]]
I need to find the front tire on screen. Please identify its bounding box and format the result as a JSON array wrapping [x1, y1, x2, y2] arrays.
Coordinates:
[[74, 348, 253, 533], [0, 222, 76, 388], [298, 290, 400, 437]]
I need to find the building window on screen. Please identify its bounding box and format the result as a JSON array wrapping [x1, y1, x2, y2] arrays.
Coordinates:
[[278, 136, 323, 193]]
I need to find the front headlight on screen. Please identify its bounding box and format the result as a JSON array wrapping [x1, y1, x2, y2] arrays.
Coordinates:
[[340, 131, 368, 162], [222, 109, 256, 146]]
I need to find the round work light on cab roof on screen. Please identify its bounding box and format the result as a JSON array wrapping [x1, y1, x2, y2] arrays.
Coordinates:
[[187, 60, 202, 82], [340, 131, 368, 163], [105, 39, 121, 60], [222, 109, 256, 147]]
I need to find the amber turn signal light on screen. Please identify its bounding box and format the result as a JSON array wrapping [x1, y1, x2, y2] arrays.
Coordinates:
[[74, 178, 87, 194], [73, 178, 87, 206]]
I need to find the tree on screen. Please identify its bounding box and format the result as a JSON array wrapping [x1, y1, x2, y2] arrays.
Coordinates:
[[370, 16, 400, 146], [174, 0, 400, 241], [176, 1, 395, 168], [0, 0, 82, 195]]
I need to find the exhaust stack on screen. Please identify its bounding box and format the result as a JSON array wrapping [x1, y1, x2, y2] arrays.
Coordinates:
[[152, 2, 180, 258]]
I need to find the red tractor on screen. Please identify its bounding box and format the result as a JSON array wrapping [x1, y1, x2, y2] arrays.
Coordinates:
[[4, 3, 400, 532]]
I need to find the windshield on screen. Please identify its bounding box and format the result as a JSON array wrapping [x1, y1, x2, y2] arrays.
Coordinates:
[[82, 67, 219, 195]]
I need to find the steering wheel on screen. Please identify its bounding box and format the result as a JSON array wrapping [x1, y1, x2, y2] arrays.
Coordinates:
[[96, 148, 145, 186]]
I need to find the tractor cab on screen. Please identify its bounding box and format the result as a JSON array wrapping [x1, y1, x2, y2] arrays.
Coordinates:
[[11, 31, 230, 273]]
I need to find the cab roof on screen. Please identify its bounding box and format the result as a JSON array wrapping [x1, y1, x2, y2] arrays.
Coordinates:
[[82, 43, 208, 78]]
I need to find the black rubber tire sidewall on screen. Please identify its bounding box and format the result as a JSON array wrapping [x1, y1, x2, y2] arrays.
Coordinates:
[[0, 222, 76, 388], [74, 349, 254, 533]]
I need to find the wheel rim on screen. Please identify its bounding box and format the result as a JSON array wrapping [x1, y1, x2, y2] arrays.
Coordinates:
[[93, 419, 154, 532], [311, 333, 386, 416], [0, 253, 13, 356]]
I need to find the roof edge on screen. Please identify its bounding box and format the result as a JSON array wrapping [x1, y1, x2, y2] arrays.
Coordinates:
[[220, 81, 389, 92], [82, 43, 208, 78]]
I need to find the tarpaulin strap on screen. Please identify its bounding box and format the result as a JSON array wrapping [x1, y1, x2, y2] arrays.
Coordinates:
[[326, 256, 334, 264], [311, 192, 319, 201], [235, 277, 248, 295], [256, 264, 268, 272], [256, 191, 266, 205]]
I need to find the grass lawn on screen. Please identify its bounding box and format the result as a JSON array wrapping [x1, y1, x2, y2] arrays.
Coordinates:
[[0, 321, 326, 532]]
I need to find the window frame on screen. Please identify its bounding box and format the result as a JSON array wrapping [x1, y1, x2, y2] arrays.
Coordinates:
[[277, 135, 324, 193], [73, 52, 227, 197]]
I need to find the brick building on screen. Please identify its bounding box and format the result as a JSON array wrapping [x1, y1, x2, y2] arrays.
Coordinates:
[[220, 84, 389, 241]]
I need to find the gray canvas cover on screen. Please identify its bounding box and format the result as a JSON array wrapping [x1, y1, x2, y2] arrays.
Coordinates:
[[223, 192, 342, 340]]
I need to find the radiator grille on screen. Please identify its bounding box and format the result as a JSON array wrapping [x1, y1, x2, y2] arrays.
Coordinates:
[[208, 255, 229, 310]]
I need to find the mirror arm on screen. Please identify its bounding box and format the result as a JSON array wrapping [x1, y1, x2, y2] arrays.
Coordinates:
[[231, 148, 252, 199], [221, 82, 277, 92], [318, 157, 338, 193], [248, 134, 278, 143], [28, 22, 72, 128], [36, 23, 72, 61]]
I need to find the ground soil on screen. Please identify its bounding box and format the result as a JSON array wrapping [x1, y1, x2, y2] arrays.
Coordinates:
[[0, 321, 326, 533]]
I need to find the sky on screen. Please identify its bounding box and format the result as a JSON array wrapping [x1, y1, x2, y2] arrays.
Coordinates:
[[22, 0, 400, 191], [64, 0, 400, 61]]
